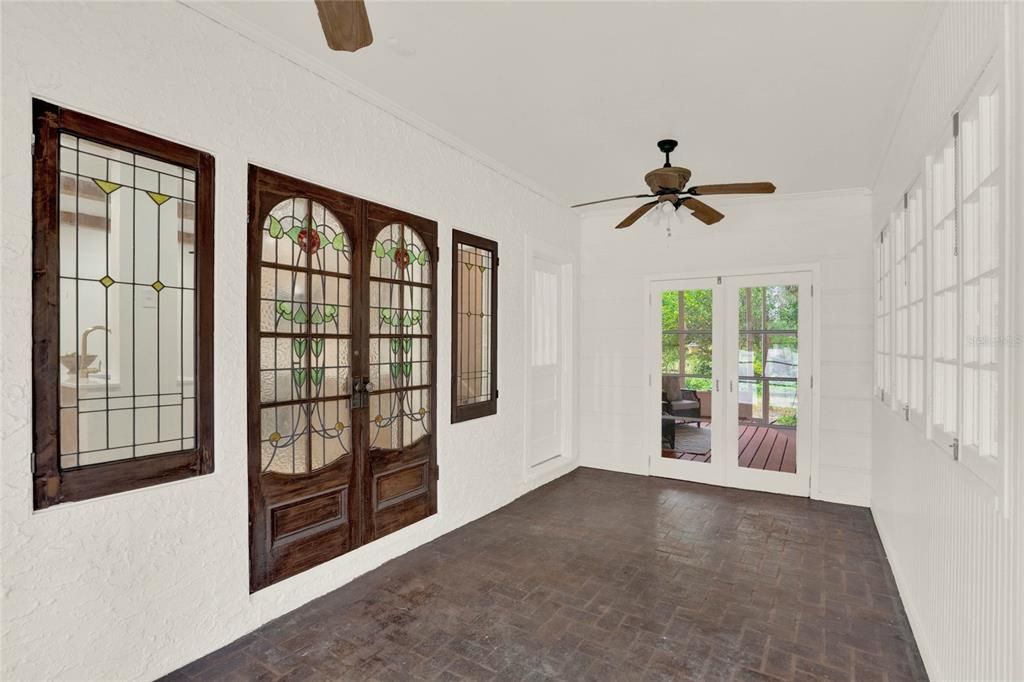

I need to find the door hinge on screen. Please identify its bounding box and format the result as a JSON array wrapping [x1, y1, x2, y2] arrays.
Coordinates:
[[433, 465, 440, 481], [903, 193, 909, 210], [810, 375, 814, 390], [495, 388, 499, 399], [880, 388, 885, 403], [716, 276, 722, 284], [904, 405, 910, 421], [810, 284, 814, 297], [952, 112, 960, 138], [950, 437, 959, 461]]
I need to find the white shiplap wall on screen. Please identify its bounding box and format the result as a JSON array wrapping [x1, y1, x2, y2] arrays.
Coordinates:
[[870, 4, 1023, 681], [579, 189, 875, 506]]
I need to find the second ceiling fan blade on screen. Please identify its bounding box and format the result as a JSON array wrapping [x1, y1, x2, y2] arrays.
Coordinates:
[[688, 182, 776, 196], [681, 197, 725, 225], [571, 194, 654, 209], [315, 0, 373, 52], [615, 201, 658, 229]]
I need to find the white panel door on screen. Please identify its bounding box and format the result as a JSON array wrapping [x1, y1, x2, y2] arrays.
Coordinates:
[[528, 256, 563, 468]]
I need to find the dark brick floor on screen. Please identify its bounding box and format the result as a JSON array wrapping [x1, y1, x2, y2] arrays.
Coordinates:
[[165, 468, 927, 681]]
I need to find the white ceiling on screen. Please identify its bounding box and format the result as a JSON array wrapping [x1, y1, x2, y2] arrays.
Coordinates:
[[208, 1, 943, 207]]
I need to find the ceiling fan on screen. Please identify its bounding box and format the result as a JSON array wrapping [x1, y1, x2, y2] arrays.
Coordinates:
[[314, 0, 374, 52], [571, 140, 776, 229]]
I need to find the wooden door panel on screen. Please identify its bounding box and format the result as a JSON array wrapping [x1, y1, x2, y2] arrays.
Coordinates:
[[248, 167, 362, 592], [364, 209, 438, 543]]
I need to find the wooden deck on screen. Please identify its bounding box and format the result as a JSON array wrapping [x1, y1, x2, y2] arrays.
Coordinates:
[[662, 423, 797, 473]]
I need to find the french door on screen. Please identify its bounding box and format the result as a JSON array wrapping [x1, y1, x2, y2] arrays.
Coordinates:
[[650, 271, 812, 497], [247, 167, 437, 592]]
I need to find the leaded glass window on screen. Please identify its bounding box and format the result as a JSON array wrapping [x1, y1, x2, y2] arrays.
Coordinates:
[[32, 100, 214, 508], [258, 198, 353, 474], [451, 230, 498, 422], [56, 133, 199, 467]]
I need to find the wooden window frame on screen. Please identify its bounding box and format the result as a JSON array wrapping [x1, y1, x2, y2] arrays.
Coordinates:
[[31, 99, 215, 509], [450, 229, 498, 423]]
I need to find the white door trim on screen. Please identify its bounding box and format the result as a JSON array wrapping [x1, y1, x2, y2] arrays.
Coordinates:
[[523, 238, 578, 484], [644, 264, 822, 499]]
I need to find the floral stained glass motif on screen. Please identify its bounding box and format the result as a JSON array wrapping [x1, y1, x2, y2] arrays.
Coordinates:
[[369, 223, 432, 449], [259, 197, 352, 474]]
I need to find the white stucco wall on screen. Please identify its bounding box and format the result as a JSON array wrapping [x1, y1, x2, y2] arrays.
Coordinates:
[[578, 190, 875, 506], [0, 3, 580, 680]]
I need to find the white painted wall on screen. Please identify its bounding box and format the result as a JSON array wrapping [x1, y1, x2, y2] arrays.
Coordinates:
[[578, 190, 874, 506], [0, 3, 580, 680], [869, 4, 1024, 681]]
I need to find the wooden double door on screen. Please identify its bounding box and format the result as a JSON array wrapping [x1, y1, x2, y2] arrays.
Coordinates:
[[247, 167, 437, 591]]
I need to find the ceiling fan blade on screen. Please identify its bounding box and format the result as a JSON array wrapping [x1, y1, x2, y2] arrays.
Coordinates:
[[314, 0, 373, 52], [681, 197, 725, 226], [571, 194, 654, 209], [687, 182, 776, 196], [614, 201, 658, 229]]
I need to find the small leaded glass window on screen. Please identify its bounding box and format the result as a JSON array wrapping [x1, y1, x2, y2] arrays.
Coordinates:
[[451, 230, 498, 422], [31, 100, 214, 508]]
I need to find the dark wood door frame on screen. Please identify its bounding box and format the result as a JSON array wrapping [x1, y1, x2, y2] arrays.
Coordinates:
[[247, 166, 437, 592]]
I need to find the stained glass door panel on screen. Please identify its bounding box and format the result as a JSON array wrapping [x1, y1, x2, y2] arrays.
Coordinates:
[[364, 208, 437, 542], [248, 168, 437, 591]]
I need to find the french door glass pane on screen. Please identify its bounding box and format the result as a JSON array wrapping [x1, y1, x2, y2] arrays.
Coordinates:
[[737, 286, 798, 474], [660, 289, 712, 464]]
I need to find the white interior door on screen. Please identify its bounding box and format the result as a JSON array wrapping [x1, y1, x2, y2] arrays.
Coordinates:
[[649, 270, 814, 497], [649, 277, 727, 486], [527, 256, 564, 469], [724, 272, 812, 496]]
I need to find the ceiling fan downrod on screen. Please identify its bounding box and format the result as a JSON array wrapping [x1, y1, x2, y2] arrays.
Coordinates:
[[657, 139, 678, 168]]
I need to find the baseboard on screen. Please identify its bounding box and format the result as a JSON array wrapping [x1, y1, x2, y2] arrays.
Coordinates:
[[871, 508, 939, 681], [811, 488, 870, 507]]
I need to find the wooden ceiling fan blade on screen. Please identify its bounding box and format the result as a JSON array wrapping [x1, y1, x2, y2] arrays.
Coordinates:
[[315, 0, 373, 52], [614, 201, 658, 229], [571, 194, 654, 209], [687, 182, 776, 196], [681, 197, 725, 225]]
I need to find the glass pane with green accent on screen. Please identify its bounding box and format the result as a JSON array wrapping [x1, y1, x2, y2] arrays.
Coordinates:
[[261, 197, 309, 269], [307, 274, 351, 334], [259, 337, 309, 404]]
